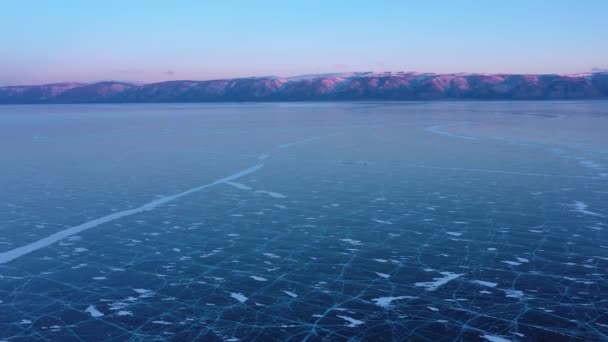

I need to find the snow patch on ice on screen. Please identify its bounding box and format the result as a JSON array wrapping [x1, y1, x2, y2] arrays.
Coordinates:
[[230, 292, 248, 303], [481, 334, 512, 342], [502, 261, 522, 266], [337, 315, 365, 327], [372, 296, 417, 308], [415, 272, 463, 291], [255, 190, 287, 198], [283, 290, 298, 298], [570, 201, 604, 217], [473, 280, 498, 287], [340, 238, 363, 246], [85, 305, 104, 318], [225, 182, 252, 190]]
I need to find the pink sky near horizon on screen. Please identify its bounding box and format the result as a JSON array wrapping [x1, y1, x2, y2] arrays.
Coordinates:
[[1, 1, 607, 86]]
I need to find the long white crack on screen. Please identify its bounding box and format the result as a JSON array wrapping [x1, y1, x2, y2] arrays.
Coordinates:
[[0, 164, 264, 264]]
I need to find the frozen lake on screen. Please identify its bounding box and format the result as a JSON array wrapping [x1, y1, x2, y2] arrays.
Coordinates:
[[0, 102, 607, 341]]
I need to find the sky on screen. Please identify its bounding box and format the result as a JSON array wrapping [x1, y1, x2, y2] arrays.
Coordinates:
[[1, 0, 607, 85]]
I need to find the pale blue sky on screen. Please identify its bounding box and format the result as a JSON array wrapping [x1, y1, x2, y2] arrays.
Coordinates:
[[1, 0, 607, 85]]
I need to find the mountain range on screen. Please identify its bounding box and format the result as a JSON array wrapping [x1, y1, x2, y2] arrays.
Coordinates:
[[2, 72, 608, 104]]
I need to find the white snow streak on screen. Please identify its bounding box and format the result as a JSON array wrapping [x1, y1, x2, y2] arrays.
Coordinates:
[[0, 164, 264, 264]]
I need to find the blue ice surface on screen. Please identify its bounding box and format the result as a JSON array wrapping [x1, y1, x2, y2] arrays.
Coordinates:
[[0, 101, 607, 341]]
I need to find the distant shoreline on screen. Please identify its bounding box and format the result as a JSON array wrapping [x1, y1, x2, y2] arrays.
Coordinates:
[[3, 99, 608, 106], [2, 72, 607, 104]]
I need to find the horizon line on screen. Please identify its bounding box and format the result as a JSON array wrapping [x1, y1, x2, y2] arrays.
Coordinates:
[[4, 70, 608, 88]]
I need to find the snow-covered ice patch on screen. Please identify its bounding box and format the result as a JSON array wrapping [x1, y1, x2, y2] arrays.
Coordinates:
[[340, 238, 363, 246], [481, 334, 512, 342], [502, 261, 522, 266], [225, 182, 252, 190], [263, 253, 280, 259], [415, 272, 463, 291], [473, 280, 498, 287], [85, 305, 104, 318], [230, 292, 248, 303], [503, 289, 525, 299], [372, 219, 393, 225], [580, 160, 601, 169], [134, 288, 154, 297], [255, 190, 287, 199], [337, 315, 365, 327], [372, 296, 416, 308], [570, 201, 604, 217], [282, 290, 298, 298]]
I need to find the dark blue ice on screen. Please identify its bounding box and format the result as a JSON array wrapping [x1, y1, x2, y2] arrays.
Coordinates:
[[0, 102, 607, 341]]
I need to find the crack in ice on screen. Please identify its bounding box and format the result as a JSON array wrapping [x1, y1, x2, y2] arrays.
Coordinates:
[[570, 201, 605, 217], [414, 272, 464, 291], [425, 124, 477, 140], [0, 164, 264, 264]]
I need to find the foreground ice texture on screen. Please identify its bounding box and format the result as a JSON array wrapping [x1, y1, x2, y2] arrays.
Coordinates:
[[0, 102, 607, 341]]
